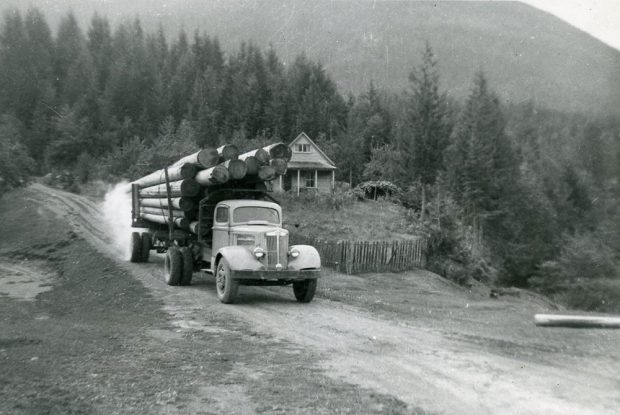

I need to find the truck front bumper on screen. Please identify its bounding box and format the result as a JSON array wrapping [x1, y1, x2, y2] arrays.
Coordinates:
[[230, 269, 320, 281]]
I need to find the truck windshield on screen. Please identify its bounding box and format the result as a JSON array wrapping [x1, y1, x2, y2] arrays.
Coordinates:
[[233, 206, 280, 225]]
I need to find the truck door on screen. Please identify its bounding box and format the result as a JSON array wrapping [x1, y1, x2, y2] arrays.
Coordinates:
[[212, 205, 230, 255]]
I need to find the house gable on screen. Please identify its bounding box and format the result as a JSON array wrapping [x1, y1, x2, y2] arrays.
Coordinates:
[[288, 132, 336, 169]]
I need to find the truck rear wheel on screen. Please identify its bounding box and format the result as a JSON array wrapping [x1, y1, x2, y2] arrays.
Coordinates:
[[216, 258, 238, 303], [179, 247, 193, 286], [293, 279, 317, 303], [164, 246, 182, 286], [130, 232, 142, 263], [140, 233, 151, 262]]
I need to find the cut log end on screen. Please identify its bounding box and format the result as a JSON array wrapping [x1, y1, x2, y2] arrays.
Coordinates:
[[195, 165, 230, 185], [196, 148, 219, 168], [245, 156, 259, 176], [218, 144, 239, 161], [270, 158, 288, 175], [257, 165, 277, 181], [226, 159, 248, 180], [266, 143, 292, 162], [254, 148, 270, 165]]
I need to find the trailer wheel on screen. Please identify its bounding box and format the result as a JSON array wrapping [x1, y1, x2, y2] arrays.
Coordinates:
[[164, 246, 182, 286], [216, 258, 238, 303], [179, 247, 193, 286], [140, 233, 151, 263], [130, 232, 142, 263], [293, 279, 317, 303]]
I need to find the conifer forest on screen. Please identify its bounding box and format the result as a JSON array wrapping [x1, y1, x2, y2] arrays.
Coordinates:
[[1, 9, 619, 310]]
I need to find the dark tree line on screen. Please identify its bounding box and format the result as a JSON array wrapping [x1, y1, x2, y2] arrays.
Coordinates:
[[0, 9, 618, 303], [0, 9, 348, 175]]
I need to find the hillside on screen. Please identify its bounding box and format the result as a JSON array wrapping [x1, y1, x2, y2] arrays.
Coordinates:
[[2, 183, 620, 414], [3, 0, 620, 115]]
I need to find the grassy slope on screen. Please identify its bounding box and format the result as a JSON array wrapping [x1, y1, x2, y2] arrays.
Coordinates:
[[6, 0, 620, 115], [279, 194, 416, 241]]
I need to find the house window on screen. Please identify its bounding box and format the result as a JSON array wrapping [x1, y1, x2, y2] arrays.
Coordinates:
[[304, 171, 315, 188], [295, 144, 310, 153]]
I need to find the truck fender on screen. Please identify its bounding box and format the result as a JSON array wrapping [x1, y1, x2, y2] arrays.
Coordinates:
[[287, 245, 321, 270], [215, 246, 265, 271]]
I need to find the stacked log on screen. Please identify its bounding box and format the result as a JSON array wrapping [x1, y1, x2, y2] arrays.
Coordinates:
[[195, 165, 229, 186], [140, 197, 194, 211], [171, 148, 219, 169], [132, 164, 198, 188], [138, 179, 201, 198], [131, 143, 291, 232]]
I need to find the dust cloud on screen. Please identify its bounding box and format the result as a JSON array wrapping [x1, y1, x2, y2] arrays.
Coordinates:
[[102, 181, 134, 260]]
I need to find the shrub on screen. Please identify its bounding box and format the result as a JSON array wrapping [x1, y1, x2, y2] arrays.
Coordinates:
[[405, 189, 496, 286], [0, 115, 35, 192], [354, 180, 401, 200], [558, 232, 617, 281], [529, 231, 619, 311], [555, 279, 620, 313]]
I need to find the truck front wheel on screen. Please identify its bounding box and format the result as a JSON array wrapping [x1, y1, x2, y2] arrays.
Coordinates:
[[164, 246, 182, 286], [216, 258, 238, 303], [293, 279, 317, 303]]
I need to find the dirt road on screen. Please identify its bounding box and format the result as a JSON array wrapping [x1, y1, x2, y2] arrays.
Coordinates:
[[1, 184, 619, 414]]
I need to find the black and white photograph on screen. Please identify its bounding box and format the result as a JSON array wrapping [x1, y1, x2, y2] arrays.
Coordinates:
[[0, 0, 619, 413]]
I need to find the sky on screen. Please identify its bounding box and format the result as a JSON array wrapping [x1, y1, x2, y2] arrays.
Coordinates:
[[519, 0, 620, 50]]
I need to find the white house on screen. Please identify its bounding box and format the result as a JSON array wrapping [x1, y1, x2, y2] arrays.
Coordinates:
[[273, 132, 337, 194]]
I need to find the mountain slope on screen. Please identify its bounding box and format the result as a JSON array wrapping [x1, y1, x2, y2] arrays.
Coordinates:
[[4, 0, 620, 115]]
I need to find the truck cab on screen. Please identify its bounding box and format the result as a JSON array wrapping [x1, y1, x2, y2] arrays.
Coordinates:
[[201, 195, 320, 303]]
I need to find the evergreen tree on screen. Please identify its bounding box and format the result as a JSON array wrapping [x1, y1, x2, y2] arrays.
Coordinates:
[[54, 12, 89, 106], [349, 81, 392, 161], [87, 13, 113, 92], [397, 44, 451, 217], [287, 55, 347, 141], [447, 72, 517, 218], [400, 44, 450, 186]]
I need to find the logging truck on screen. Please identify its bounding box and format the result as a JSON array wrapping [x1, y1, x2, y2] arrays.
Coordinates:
[[129, 186, 321, 303]]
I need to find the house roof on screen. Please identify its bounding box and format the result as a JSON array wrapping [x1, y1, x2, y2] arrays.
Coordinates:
[[289, 132, 336, 167], [287, 161, 337, 171]]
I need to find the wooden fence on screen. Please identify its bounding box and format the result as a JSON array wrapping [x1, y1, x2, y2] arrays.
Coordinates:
[[290, 233, 426, 274]]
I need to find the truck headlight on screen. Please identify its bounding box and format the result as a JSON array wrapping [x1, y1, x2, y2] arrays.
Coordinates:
[[253, 247, 265, 259], [289, 248, 300, 258]]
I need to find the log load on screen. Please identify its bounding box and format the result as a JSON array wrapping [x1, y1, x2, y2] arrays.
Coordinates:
[[171, 148, 219, 169], [264, 143, 292, 162], [217, 144, 239, 161], [140, 197, 194, 211], [139, 179, 201, 198], [132, 163, 198, 189], [133, 141, 292, 232], [239, 148, 270, 165], [195, 165, 230, 186], [140, 213, 189, 229]]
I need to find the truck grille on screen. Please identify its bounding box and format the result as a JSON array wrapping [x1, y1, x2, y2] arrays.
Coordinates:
[[266, 232, 288, 269]]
